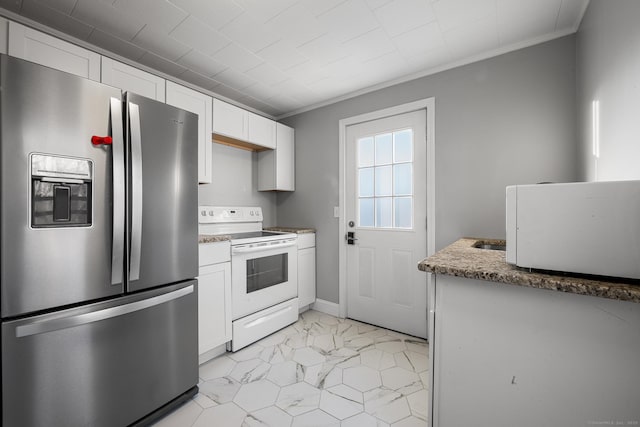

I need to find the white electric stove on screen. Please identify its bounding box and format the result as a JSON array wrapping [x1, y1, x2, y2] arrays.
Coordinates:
[[199, 206, 299, 351]]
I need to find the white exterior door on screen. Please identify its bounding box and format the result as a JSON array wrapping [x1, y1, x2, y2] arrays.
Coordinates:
[[345, 110, 428, 338]]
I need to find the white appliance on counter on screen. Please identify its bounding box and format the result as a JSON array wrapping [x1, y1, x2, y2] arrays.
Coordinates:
[[199, 206, 298, 351], [506, 180, 640, 279]]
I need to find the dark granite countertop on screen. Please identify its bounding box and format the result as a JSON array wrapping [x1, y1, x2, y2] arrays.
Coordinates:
[[198, 234, 231, 244], [264, 226, 316, 234], [418, 238, 640, 304]]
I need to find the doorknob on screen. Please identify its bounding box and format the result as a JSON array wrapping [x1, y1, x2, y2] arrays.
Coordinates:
[[346, 231, 358, 245]]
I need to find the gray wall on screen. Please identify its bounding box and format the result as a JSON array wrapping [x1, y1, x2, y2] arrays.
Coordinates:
[[576, 0, 640, 181], [198, 143, 277, 226], [279, 36, 578, 304]]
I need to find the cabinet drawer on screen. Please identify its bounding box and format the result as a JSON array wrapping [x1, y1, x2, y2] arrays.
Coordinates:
[[199, 241, 230, 267], [297, 233, 315, 249], [231, 298, 298, 352]]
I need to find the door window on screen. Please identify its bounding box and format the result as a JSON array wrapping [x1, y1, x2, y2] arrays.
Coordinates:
[[357, 129, 413, 229]]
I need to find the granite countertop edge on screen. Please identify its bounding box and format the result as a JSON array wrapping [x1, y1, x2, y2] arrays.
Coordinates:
[[198, 234, 231, 244], [418, 238, 640, 304], [198, 227, 315, 243], [264, 226, 316, 234]]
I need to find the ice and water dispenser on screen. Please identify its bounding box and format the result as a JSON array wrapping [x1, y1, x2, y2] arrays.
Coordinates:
[[30, 153, 93, 227]]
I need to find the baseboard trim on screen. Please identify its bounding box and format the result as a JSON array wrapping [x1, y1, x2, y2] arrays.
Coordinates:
[[198, 343, 227, 365], [311, 299, 340, 317]]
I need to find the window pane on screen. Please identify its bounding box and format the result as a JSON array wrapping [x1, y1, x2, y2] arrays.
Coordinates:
[[375, 133, 392, 165], [393, 163, 412, 196], [358, 137, 374, 167], [359, 198, 374, 227], [394, 129, 412, 163], [359, 167, 374, 197], [375, 198, 392, 228], [375, 165, 392, 196], [394, 197, 412, 228]]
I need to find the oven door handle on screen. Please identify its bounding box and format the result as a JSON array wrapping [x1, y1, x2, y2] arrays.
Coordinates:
[[232, 241, 297, 255]]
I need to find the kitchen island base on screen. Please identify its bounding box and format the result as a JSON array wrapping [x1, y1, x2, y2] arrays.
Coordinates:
[[431, 275, 640, 427]]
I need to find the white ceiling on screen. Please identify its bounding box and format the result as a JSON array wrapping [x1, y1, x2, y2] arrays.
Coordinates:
[[0, 0, 588, 118]]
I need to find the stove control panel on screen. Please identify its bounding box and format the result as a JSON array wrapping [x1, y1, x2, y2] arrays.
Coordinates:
[[198, 206, 263, 223]]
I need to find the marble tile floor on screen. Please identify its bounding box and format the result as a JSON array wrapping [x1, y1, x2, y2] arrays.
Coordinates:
[[153, 310, 429, 427]]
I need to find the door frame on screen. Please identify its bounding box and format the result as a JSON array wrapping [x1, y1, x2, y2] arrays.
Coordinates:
[[338, 98, 435, 319]]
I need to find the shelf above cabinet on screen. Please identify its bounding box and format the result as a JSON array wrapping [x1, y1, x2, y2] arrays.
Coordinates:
[[212, 133, 273, 152]]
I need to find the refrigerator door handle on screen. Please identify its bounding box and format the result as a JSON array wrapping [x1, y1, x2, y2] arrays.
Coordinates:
[[110, 97, 125, 286], [128, 101, 143, 281], [15, 285, 194, 338]]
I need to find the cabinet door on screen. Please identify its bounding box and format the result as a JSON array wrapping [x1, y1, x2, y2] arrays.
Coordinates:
[[298, 246, 316, 308], [101, 57, 165, 101], [198, 262, 231, 356], [248, 112, 276, 149], [8, 22, 100, 81], [276, 123, 295, 190], [0, 17, 8, 54], [213, 98, 247, 140], [258, 122, 295, 191], [166, 81, 213, 184]]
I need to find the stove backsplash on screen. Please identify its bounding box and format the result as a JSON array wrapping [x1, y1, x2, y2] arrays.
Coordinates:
[[198, 144, 277, 227]]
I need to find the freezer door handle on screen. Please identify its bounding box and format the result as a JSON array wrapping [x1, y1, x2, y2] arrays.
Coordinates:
[[110, 97, 125, 286], [15, 285, 194, 338], [128, 101, 143, 281]]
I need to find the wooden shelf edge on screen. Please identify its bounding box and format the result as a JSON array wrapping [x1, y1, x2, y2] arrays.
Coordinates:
[[212, 133, 271, 152]]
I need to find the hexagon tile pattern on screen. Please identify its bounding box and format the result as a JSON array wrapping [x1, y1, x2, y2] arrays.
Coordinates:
[[153, 310, 429, 426]]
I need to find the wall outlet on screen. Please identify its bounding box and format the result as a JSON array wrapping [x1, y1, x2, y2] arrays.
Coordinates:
[[333, 206, 340, 218]]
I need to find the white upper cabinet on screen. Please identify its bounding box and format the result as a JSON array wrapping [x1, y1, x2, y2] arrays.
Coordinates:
[[212, 98, 248, 141], [276, 123, 295, 190], [166, 81, 213, 184], [258, 123, 295, 191], [101, 57, 165, 101], [0, 17, 8, 54], [213, 98, 277, 150], [8, 22, 100, 81], [248, 112, 276, 149]]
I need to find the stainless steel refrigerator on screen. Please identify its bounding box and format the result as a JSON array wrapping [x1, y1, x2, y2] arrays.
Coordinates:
[[0, 54, 199, 426]]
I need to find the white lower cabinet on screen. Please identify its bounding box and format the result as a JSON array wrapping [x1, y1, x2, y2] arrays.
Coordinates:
[[431, 275, 640, 427], [297, 233, 316, 308], [198, 241, 231, 363]]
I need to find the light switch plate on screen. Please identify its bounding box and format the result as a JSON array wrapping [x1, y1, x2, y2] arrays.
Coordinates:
[[333, 206, 340, 218]]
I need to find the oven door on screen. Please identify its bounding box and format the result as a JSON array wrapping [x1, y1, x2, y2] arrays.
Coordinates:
[[231, 239, 298, 319]]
